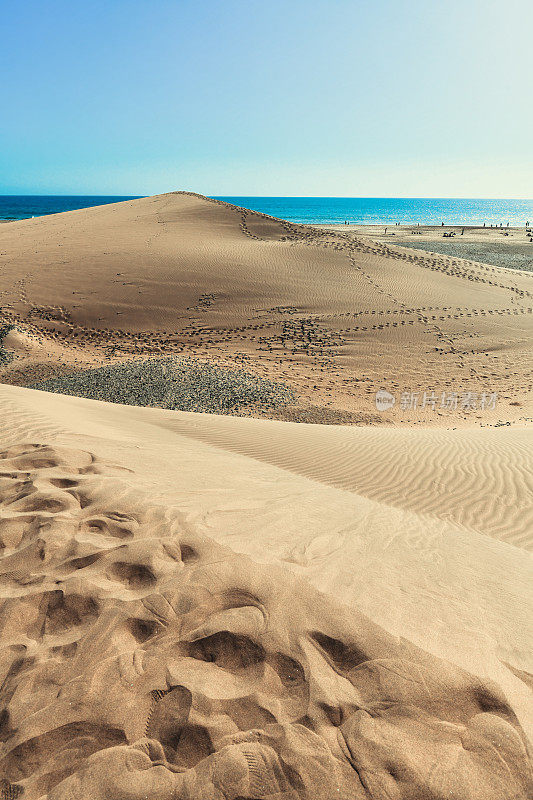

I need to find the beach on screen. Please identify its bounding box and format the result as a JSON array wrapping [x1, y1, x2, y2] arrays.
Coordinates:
[[317, 223, 533, 273], [0, 193, 531, 799]]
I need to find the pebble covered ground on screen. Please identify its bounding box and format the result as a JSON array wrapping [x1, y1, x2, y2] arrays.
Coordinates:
[[391, 240, 533, 272], [0, 324, 15, 366], [29, 355, 296, 414]]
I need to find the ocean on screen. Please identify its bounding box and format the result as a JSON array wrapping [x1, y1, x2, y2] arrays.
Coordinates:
[[1, 195, 533, 227], [0, 196, 142, 222], [216, 197, 533, 227]]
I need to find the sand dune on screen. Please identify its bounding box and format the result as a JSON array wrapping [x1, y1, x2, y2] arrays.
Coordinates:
[[0, 195, 531, 797], [320, 223, 533, 273], [0, 192, 531, 423], [0, 385, 531, 798]]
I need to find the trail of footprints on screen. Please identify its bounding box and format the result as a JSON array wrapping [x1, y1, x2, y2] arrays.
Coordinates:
[[2, 197, 530, 374], [298, 226, 532, 303], [232, 209, 531, 359]]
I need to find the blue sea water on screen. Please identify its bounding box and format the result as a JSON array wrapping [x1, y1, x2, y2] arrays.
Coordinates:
[[216, 197, 533, 227], [1, 195, 533, 227], [0, 196, 141, 221]]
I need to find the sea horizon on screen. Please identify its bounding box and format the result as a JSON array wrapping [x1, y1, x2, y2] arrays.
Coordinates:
[[1, 194, 533, 227]]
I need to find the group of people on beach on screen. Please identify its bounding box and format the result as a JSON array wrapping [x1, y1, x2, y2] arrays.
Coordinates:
[[343, 220, 529, 231]]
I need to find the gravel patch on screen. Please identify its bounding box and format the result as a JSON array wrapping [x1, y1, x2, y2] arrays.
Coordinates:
[[392, 240, 533, 272], [29, 356, 295, 414], [0, 324, 15, 366]]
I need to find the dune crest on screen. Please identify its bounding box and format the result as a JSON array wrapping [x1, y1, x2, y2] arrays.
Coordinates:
[[0, 191, 531, 423]]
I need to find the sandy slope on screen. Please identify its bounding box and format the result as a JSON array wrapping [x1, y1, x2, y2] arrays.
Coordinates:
[[318, 224, 533, 273], [0, 192, 531, 424], [0, 384, 531, 798], [0, 195, 531, 796]]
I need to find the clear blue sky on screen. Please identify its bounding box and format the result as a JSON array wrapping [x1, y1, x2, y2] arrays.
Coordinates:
[[1, 0, 531, 197]]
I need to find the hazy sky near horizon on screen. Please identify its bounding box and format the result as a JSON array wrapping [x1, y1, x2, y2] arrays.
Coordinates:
[[1, 0, 531, 197]]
